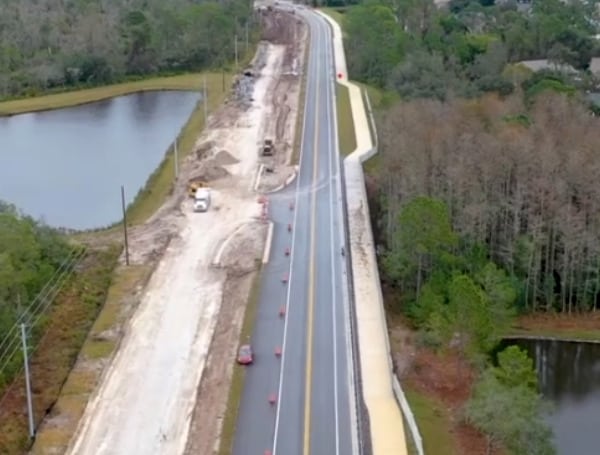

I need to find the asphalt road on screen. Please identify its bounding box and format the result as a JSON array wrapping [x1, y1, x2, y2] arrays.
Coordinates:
[[233, 6, 357, 455]]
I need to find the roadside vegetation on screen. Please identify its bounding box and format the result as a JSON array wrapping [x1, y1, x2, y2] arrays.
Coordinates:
[[0, 0, 256, 100], [0, 202, 120, 452], [330, 0, 600, 452], [0, 201, 81, 387]]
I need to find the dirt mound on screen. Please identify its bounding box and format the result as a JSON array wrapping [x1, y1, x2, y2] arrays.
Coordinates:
[[194, 163, 230, 181], [213, 150, 239, 166], [260, 10, 299, 45], [196, 140, 215, 160], [219, 222, 267, 275]]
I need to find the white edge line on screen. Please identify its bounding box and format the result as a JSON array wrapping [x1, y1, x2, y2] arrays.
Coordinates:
[[262, 221, 275, 264], [272, 11, 313, 455], [323, 14, 341, 455], [254, 163, 265, 192], [322, 11, 361, 455]]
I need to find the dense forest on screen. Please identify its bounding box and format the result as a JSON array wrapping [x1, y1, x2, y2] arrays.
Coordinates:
[[0, 0, 254, 98], [379, 92, 600, 315], [341, 0, 600, 322], [345, 0, 600, 99]]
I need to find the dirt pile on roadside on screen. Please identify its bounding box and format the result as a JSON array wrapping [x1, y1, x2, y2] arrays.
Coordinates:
[[213, 150, 239, 166], [261, 10, 300, 45], [218, 221, 267, 275]]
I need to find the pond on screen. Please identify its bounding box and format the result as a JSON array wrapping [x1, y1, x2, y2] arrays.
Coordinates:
[[0, 90, 201, 230], [508, 338, 600, 455]]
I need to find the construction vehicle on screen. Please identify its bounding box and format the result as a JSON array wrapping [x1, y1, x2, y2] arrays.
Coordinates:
[[261, 139, 274, 156], [193, 188, 211, 212], [188, 180, 207, 198]]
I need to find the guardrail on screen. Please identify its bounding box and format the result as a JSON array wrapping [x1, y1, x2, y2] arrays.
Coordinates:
[[339, 153, 373, 455]]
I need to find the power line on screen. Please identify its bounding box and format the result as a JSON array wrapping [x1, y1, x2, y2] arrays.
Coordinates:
[[0, 247, 87, 377], [0, 247, 83, 353]]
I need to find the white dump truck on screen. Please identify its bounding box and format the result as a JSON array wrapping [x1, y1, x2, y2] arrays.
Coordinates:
[[193, 187, 211, 212]]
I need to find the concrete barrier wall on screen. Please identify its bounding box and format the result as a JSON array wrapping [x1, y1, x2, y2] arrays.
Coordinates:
[[317, 10, 425, 455]]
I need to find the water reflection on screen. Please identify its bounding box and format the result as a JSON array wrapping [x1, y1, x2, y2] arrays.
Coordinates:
[[0, 90, 200, 229], [508, 338, 600, 455]]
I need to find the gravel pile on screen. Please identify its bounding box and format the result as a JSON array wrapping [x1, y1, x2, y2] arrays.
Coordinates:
[[231, 42, 269, 110]]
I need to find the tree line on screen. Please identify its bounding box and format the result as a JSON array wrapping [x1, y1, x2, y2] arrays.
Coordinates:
[[0, 0, 255, 99], [344, 0, 600, 100]]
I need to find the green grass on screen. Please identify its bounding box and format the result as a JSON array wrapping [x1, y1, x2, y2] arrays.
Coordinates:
[[355, 81, 399, 110], [218, 268, 263, 455], [0, 73, 215, 116], [336, 83, 357, 155], [320, 7, 346, 30], [82, 339, 116, 359], [292, 24, 311, 164], [404, 385, 458, 455]]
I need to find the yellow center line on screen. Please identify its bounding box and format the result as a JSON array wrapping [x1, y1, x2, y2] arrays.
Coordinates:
[[303, 36, 321, 455]]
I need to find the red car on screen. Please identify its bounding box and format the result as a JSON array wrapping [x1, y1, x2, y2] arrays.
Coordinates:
[[237, 344, 254, 365]]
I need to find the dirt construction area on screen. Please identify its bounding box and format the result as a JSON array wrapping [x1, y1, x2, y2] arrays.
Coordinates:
[[46, 10, 307, 455]]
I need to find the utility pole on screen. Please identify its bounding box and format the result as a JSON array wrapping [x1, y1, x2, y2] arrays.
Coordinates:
[[174, 138, 179, 180], [21, 324, 34, 440], [120, 185, 129, 266], [245, 22, 249, 52], [203, 75, 208, 122], [234, 34, 238, 69]]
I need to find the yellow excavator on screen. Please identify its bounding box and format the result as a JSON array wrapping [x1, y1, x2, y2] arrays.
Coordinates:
[[188, 180, 207, 198]]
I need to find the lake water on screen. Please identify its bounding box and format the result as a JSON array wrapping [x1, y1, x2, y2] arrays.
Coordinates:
[[509, 338, 600, 455], [0, 90, 201, 229]]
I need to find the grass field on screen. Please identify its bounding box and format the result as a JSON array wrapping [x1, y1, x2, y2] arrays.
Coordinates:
[[336, 83, 357, 155], [320, 7, 346, 32], [404, 385, 458, 455], [0, 73, 225, 116]]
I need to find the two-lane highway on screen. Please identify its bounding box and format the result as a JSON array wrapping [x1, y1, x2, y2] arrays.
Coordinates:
[[233, 6, 357, 455]]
